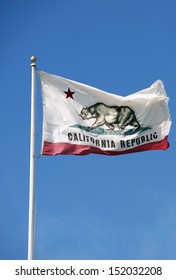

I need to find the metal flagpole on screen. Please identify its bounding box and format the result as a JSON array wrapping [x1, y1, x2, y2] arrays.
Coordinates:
[[28, 56, 37, 260]]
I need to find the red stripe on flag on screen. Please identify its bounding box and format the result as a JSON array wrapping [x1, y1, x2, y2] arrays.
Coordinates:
[[42, 136, 169, 156]]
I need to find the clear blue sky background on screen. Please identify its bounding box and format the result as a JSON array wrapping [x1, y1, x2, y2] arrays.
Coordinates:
[[0, 0, 176, 260]]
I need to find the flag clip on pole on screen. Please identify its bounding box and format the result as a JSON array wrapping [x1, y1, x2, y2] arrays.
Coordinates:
[[28, 56, 37, 260]]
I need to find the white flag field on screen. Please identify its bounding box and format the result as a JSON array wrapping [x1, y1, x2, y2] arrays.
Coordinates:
[[38, 71, 171, 156]]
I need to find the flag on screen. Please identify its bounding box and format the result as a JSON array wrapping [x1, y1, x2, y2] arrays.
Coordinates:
[[38, 71, 171, 156]]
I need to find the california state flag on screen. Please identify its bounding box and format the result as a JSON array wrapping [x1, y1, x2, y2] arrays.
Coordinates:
[[38, 71, 171, 156]]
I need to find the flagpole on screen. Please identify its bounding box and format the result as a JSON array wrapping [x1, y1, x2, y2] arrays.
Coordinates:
[[28, 56, 37, 260]]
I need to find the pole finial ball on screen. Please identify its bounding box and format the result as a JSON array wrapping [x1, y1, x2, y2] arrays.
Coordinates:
[[30, 56, 37, 63]]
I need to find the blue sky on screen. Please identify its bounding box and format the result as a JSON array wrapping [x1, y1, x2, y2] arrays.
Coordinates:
[[0, 0, 176, 260]]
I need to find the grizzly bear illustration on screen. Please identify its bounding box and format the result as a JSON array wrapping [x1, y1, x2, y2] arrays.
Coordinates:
[[79, 102, 140, 130]]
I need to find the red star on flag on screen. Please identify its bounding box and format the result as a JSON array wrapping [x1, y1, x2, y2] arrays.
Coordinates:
[[64, 88, 75, 99]]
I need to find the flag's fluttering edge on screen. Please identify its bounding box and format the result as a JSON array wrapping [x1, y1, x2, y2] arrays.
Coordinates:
[[38, 71, 171, 156]]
